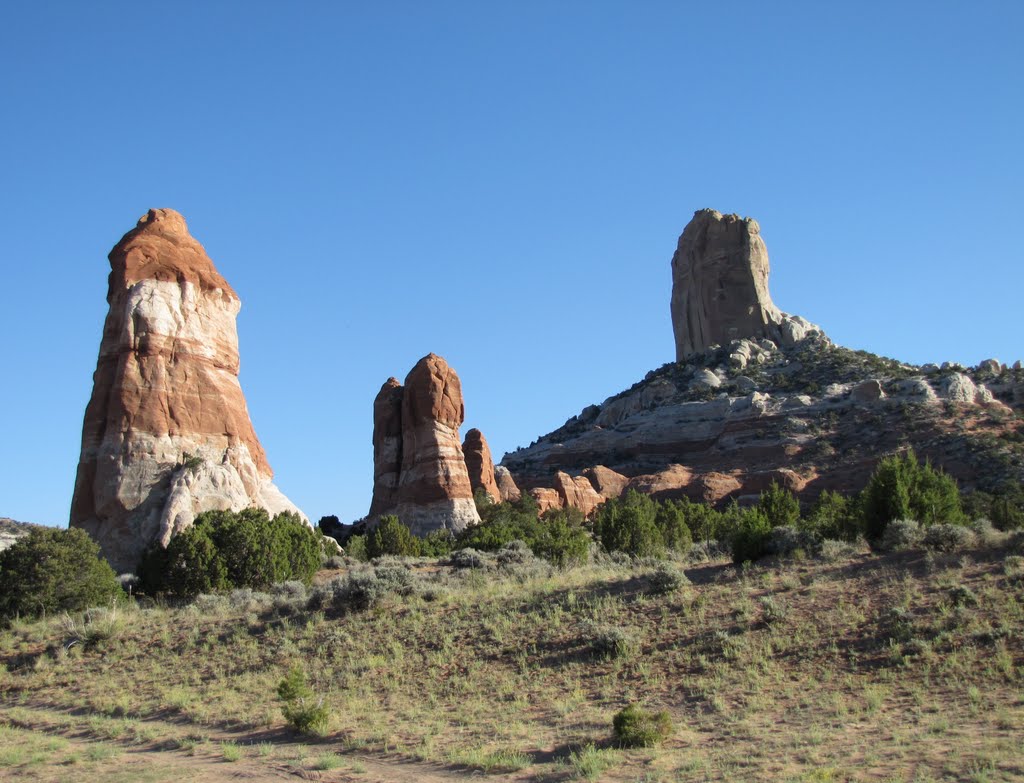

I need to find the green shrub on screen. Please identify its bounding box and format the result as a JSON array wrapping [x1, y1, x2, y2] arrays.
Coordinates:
[[450, 548, 492, 569], [730, 508, 772, 564], [366, 515, 421, 558], [802, 491, 861, 541], [922, 523, 976, 552], [766, 525, 820, 557], [860, 450, 963, 540], [419, 528, 455, 558], [582, 621, 637, 659], [758, 482, 800, 528], [653, 500, 693, 554], [139, 509, 321, 599], [456, 497, 589, 566], [60, 606, 125, 650], [612, 704, 673, 748], [592, 491, 665, 558], [277, 666, 329, 735], [647, 562, 690, 594], [879, 519, 922, 552], [759, 595, 789, 624], [0, 527, 122, 622], [345, 534, 368, 561]]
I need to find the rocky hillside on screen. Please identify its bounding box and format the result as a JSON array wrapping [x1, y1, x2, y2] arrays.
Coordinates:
[[0, 518, 41, 552], [502, 209, 1023, 511], [503, 336, 1023, 506]]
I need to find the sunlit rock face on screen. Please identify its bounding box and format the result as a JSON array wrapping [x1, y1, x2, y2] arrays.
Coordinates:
[[70, 209, 304, 572], [463, 428, 501, 504], [368, 354, 480, 536]]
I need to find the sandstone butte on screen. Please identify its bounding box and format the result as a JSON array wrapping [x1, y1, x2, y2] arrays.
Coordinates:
[[368, 354, 481, 536], [70, 209, 304, 573], [501, 209, 1024, 515]]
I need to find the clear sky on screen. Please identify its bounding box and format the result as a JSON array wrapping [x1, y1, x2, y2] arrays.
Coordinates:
[[1, 2, 1021, 528]]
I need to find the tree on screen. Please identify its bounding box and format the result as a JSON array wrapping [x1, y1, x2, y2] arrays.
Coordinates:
[[366, 515, 421, 558], [758, 482, 800, 528], [860, 450, 963, 540], [0, 527, 121, 622], [802, 490, 860, 540], [654, 500, 693, 553], [138, 509, 323, 598], [592, 491, 666, 558]]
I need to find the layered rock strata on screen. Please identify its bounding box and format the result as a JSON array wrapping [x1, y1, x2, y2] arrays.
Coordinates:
[[671, 209, 821, 360], [368, 354, 481, 535], [503, 210, 1023, 512], [463, 428, 501, 503], [70, 209, 304, 572]]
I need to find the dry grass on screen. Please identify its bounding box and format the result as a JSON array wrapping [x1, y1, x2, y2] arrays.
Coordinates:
[[1, 544, 1023, 781]]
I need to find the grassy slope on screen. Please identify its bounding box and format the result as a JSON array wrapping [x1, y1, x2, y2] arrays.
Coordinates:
[[1, 544, 1023, 782]]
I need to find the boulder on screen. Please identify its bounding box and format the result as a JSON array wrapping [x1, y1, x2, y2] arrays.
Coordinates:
[[942, 373, 993, 404], [463, 428, 501, 503], [69, 209, 304, 572], [582, 465, 630, 499], [529, 488, 563, 514], [690, 368, 722, 390], [552, 471, 605, 516], [851, 379, 885, 403]]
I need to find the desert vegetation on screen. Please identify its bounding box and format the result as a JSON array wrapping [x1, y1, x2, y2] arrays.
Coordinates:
[[2, 464, 1023, 781]]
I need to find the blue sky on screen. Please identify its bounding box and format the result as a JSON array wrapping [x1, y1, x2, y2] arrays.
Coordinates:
[[1, 2, 1021, 528]]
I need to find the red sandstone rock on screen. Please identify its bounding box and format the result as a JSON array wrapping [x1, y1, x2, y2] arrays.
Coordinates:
[[494, 466, 522, 502], [695, 472, 743, 505], [370, 354, 480, 535], [369, 378, 404, 517], [626, 464, 694, 500], [70, 209, 303, 572], [529, 488, 564, 514], [552, 471, 605, 517], [583, 466, 629, 499], [463, 428, 501, 503]]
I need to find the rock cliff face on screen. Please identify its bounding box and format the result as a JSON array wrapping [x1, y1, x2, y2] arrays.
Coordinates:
[[671, 209, 821, 360], [70, 209, 304, 572], [463, 428, 501, 503], [503, 210, 1024, 513], [368, 354, 481, 535]]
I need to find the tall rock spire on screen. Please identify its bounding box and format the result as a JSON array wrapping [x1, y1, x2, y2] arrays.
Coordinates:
[[670, 209, 782, 360], [70, 209, 304, 572], [368, 354, 481, 535]]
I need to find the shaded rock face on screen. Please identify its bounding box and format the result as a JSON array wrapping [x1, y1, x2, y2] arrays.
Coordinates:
[[369, 354, 481, 535], [369, 378, 404, 517], [671, 209, 821, 360], [463, 428, 501, 503], [70, 209, 304, 573]]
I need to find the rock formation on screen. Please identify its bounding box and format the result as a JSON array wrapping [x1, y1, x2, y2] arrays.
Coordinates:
[[369, 377, 404, 517], [368, 354, 481, 535], [502, 210, 1023, 511], [670, 209, 821, 360], [494, 466, 522, 502], [463, 428, 501, 503], [70, 209, 304, 572]]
